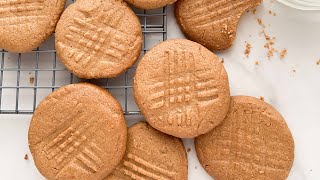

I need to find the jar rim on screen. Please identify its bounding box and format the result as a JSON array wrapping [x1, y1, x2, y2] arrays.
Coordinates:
[[277, 0, 320, 10]]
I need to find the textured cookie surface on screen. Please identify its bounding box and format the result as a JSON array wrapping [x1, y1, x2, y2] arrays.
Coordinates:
[[175, 0, 262, 51], [55, 0, 142, 79], [134, 39, 230, 138], [0, 0, 66, 52], [28, 83, 127, 180], [105, 122, 188, 180], [195, 96, 294, 180], [125, 0, 177, 9]]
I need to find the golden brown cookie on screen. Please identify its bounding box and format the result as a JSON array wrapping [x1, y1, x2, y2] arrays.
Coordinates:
[[195, 96, 294, 180], [28, 83, 127, 180], [125, 0, 177, 9], [55, 0, 142, 79], [175, 0, 262, 51], [0, 0, 66, 53], [134, 39, 230, 138], [105, 122, 188, 180]]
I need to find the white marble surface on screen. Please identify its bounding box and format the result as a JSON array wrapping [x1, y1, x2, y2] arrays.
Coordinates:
[[1, 1, 320, 179]]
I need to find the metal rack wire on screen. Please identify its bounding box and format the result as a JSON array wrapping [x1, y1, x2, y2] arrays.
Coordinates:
[[0, 1, 167, 115]]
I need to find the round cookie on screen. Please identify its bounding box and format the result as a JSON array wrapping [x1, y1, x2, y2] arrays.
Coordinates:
[[55, 0, 142, 79], [134, 39, 230, 138], [195, 96, 294, 180], [0, 0, 66, 53], [28, 83, 127, 180], [105, 122, 188, 180], [125, 0, 177, 9], [175, 0, 262, 51]]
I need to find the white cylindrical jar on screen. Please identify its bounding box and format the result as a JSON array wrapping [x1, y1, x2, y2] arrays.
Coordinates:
[[277, 0, 320, 10]]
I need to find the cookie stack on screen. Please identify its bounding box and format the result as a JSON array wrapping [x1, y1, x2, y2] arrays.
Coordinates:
[[133, 39, 294, 180], [0, 0, 294, 179]]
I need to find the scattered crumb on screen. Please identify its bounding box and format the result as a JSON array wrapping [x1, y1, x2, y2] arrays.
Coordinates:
[[255, 61, 259, 65], [267, 50, 273, 59], [24, 154, 29, 160], [257, 18, 266, 28], [257, 18, 262, 25], [257, 19, 286, 61], [245, 42, 252, 58], [220, 58, 225, 63], [29, 77, 35, 84], [316, 59, 320, 65], [260, 96, 265, 101], [267, 48, 278, 60], [269, 41, 275, 46], [293, 69, 296, 73], [187, 148, 191, 153], [252, 8, 257, 15], [264, 34, 271, 41], [257, 17, 287, 61], [268, 10, 277, 16], [280, 49, 287, 60]]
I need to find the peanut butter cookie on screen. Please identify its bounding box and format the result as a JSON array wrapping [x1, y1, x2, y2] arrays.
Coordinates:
[[105, 122, 188, 180], [55, 0, 142, 79], [0, 0, 66, 52], [134, 39, 230, 138], [196, 96, 294, 180], [175, 0, 262, 51], [29, 83, 127, 180]]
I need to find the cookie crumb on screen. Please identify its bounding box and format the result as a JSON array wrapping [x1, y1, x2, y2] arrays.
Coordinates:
[[264, 34, 271, 41], [252, 8, 257, 14], [267, 48, 276, 60], [257, 19, 287, 61], [280, 49, 287, 60], [24, 154, 29, 160], [29, 77, 35, 84], [257, 18, 262, 25], [255, 61, 259, 65], [220, 58, 225, 63], [316, 59, 320, 65], [260, 96, 265, 101], [245, 42, 252, 58], [187, 148, 191, 153], [268, 10, 276, 16]]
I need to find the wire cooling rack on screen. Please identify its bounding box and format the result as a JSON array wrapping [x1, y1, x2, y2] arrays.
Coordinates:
[[0, 0, 167, 115]]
